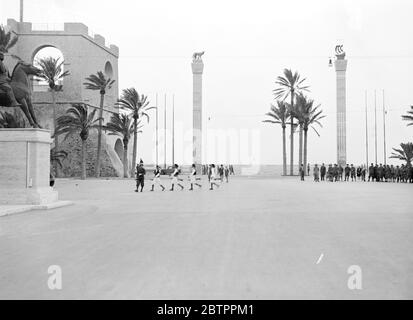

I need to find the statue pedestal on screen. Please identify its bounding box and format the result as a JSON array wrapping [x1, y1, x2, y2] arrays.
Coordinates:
[[0, 129, 58, 205]]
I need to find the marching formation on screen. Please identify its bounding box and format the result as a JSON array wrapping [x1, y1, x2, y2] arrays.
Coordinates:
[[304, 163, 413, 183], [134, 161, 234, 192]]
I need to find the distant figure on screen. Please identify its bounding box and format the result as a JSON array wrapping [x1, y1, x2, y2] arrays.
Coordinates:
[[313, 164, 320, 182], [299, 164, 305, 181], [350, 164, 356, 181], [207, 164, 212, 182], [338, 165, 344, 181], [307, 163, 311, 176], [327, 164, 333, 182], [209, 164, 220, 190], [224, 166, 230, 183], [333, 164, 339, 182], [170, 164, 184, 191], [151, 165, 165, 192], [361, 165, 366, 182], [229, 165, 235, 175], [368, 163, 375, 182], [320, 163, 326, 181], [189, 164, 202, 191], [219, 164, 224, 182], [135, 159, 146, 192], [378, 164, 384, 182], [344, 164, 350, 181]]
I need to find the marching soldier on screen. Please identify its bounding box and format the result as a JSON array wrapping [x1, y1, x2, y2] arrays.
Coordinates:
[[189, 164, 202, 191], [150, 165, 165, 191]]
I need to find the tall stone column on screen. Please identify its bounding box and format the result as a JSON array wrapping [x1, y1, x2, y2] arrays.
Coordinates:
[[192, 54, 204, 170], [334, 47, 348, 166]]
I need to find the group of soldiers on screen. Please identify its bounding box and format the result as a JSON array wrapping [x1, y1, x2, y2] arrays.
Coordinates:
[[304, 163, 413, 183], [135, 161, 233, 192]]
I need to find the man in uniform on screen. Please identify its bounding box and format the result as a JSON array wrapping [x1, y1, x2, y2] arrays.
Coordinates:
[[0, 51, 21, 108], [368, 163, 375, 182], [338, 164, 344, 181], [344, 164, 351, 182], [377, 164, 384, 182], [320, 163, 326, 181], [327, 164, 333, 182], [135, 160, 146, 192], [350, 164, 356, 182], [395, 165, 401, 183]]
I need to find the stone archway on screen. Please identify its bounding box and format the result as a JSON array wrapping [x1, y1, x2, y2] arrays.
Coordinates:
[[32, 45, 65, 92]]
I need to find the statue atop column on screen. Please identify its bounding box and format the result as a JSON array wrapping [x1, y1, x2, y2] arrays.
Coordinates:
[[192, 51, 205, 63], [335, 45, 346, 60]]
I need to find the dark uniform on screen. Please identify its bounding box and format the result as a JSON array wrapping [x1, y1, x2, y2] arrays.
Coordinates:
[[350, 165, 356, 181], [338, 165, 344, 181], [368, 164, 375, 182], [135, 164, 146, 192], [344, 165, 350, 181], [320, 164, 326, 181]]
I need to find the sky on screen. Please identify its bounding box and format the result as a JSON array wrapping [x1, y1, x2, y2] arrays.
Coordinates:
[[1, 0, 412, 166]]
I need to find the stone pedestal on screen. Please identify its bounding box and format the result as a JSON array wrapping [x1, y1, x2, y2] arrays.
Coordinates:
[[192, 60, 204, 171], [0, 129, 58, 205], [335, 58, 348, 166]]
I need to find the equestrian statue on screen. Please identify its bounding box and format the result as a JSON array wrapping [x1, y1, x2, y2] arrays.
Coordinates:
[[0, 51, 42, 128]]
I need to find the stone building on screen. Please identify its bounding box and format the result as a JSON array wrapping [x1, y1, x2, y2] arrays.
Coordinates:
[[2, 18, 127, 177]]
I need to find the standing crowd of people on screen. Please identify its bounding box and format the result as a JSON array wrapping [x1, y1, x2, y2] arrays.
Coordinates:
[[134, 161, 234, 192], [301, 163, 413, 183]]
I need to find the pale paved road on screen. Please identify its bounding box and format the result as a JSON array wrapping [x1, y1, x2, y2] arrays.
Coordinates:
[[0, 176, 412, 299]]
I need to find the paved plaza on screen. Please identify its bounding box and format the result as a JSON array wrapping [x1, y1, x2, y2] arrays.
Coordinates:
[[0, 176, 412, 299]]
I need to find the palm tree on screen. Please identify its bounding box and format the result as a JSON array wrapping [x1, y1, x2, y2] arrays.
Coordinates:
[[0, 24, 18, 53], [273, 69, 309, 175], [105, 113, 142, 178], [301, 97, 325, 173], [263, 101, 290, 176], [55, 104, 100, 180], [116, 88, 155, 174], [36, 56, 70, 176], [289, 94, 307, 171], [390, 143, 413, 166], [83, 71, 115, 178], [402, 106, 413, 127]]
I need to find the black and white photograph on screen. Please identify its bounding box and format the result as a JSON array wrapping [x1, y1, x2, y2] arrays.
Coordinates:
[[0, 0, 412, 308]]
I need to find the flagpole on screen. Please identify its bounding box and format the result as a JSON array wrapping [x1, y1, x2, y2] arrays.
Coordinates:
[[374, 90, 378, 165], [383, 89, 387, 165], [365, 91, 369, 168], [172, 94, 175, 167], [155, 93, 158, 167], [164, 94, 167, 170], [20, 0, 24, 22]]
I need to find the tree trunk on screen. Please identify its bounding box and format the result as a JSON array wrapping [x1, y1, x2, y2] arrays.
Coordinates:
[[290, 93, 294, 175], [123, 139, 129, 178], [52, 91, 59, 178], [304, 128, 308, 176], [299, 125, 303, 170], [282, 125, 287, 176], [95, 93, 105, 178], [131, 117, 138, 176], [81, 138, 87, 180]]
